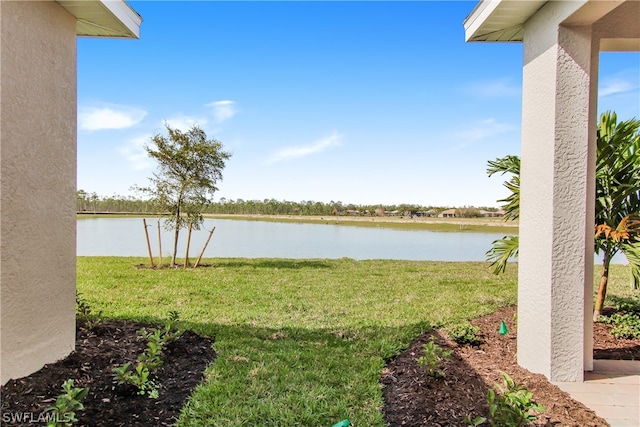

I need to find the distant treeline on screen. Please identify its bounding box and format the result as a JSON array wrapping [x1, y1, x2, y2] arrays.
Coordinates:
[[76, 190, 498, 218]]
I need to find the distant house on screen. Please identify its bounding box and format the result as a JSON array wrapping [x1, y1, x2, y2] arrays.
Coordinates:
[[480, 210, 505, 218], [439, 209, 457, 218]]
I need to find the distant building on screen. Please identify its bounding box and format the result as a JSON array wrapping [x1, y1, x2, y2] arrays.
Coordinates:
[[439, 209, 457, 218], [480, 210, 505, 218]]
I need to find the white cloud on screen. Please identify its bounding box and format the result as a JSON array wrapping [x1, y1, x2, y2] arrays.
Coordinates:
[[266, 132, 343, 164], [118, 134, 154, 171], [463, 79, 521, 98], [599, 78, 637, 97], [79, 105, 146, 131], [451, 119, 516, 150], [163, 115, 208, 131], [207, 100, 238, 123]]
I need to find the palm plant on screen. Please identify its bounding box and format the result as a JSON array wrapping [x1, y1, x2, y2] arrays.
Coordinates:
[[593, 112, 640, 319], [486, 112, 640, 320], [485, 156, 520, 274]]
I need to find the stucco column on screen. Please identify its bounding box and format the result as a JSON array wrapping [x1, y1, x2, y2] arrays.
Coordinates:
[[1, 1, 77, 384], [518, 3, 598, 382]]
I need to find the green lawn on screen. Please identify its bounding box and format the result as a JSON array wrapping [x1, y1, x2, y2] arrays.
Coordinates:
[[77, 257, 634, 426]]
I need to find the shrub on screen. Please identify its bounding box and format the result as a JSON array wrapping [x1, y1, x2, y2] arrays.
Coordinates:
[[113, 362, 159, 398], [449, 323, 482, 346], [75, 292, 101, 330], [416, 336, 452, 378], [465, 372, 544, 426], [597, 297, 640, 339], [602, 313, 640, 339], [112, 311, 183, 398], [487, 372, 544, 426], [45, 379, 88, 427]]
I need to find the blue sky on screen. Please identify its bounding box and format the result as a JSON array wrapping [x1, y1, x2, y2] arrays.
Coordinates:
[[77, 1, 640, 207]]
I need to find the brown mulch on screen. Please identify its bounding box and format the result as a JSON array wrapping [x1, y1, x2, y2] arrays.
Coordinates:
[[0, 320, 215, 426], [382, 305, 640, 426]]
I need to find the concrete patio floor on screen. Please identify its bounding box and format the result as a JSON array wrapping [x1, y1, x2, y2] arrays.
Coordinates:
[[554, 360, 640, 427]]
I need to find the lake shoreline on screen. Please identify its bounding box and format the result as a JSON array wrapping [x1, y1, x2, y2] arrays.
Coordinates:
[[78, 213, 518, 234], [203, 213, 519, 233]]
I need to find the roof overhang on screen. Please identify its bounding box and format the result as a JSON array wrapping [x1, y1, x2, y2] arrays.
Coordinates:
[[56, 0, 142, 38], [465, 0, 638, 51], [464, 0, 547, 42]]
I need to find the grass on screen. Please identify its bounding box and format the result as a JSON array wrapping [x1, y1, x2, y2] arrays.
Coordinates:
[[76, 257, 635, 426]]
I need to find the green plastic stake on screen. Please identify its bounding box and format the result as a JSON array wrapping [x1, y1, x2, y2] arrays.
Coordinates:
[[332, 420, 351, 427], [499, 320, 508, 336]]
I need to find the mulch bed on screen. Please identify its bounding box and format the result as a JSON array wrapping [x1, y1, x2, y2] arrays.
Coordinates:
[[382, 305, 640, 426], [2, 306, 638, 426], [1, 320, 215, 426]]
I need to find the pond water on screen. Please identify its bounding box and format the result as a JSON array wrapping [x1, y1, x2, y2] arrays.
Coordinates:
[[77, 217, 627, 264], [77, 217, 511, 261]]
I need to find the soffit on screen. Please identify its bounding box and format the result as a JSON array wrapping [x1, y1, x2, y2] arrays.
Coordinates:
[[56, 0, 142, 38], [464, 0, 547, 42]]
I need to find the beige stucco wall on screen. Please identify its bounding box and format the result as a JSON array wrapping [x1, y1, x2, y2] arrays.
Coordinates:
[[518, 0, 599, 382], [1, 1, 77, 384], [594, 1, 640, 51], [517, 0, 638, 382]]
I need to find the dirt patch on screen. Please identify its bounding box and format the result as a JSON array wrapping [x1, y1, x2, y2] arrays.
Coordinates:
[[1, 320, 215, 426], [382, 305, 640, 426]]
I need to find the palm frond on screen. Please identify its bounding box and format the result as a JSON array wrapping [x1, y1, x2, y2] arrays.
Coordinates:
[[487, 156, 521, 221], [486, 235, 519, 275], [620, 242, 640, 290]]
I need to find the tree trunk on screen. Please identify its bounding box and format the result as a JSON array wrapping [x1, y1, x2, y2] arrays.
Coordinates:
[[157, 220, 163, 268], [183, 222, 193, 268], [171, 227, 180, 267], [593, 250, 611, 321], [143, 218, 155, 268], [171, 202, 182, 267]]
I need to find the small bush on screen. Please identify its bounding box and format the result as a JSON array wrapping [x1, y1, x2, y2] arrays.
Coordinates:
[[465, 372, 544, 426], [113, 362, 159, 398], [45, 379, 88, 427], [597, 297, 640, 339], [603, 313, 640, 339], [416, 336, 452, 378], [609, 296, 640, 314], [112, 311, 183, 398], [487, 372, 544, 426], [76, 292, 101, 330], [449, 323, 482, 346]]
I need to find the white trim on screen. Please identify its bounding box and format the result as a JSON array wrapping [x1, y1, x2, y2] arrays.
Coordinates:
[[56, 0, 141, 38], [464, 0, 547, 42], [100, 0, 142, 38], [463, 0, 500, 41]]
